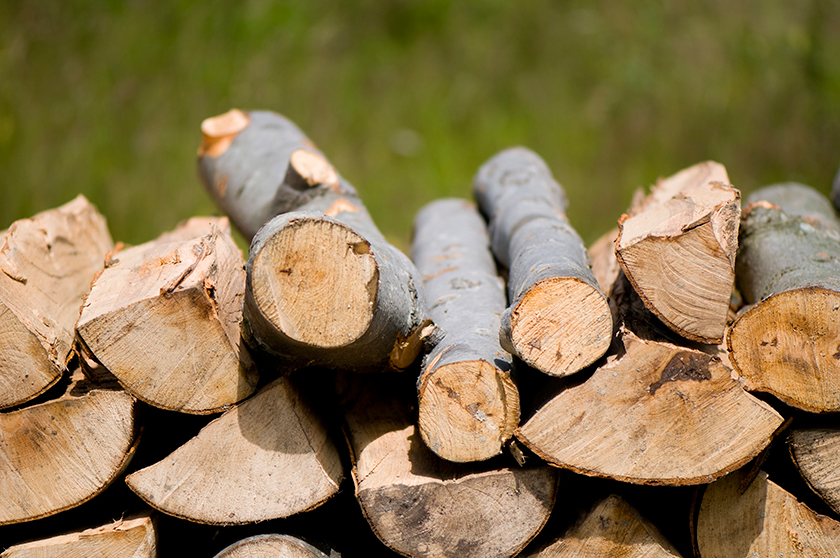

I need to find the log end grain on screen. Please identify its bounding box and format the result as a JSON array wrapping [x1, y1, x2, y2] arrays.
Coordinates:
[[199, 109, 251, 158], [213, 534, 331, 558], [789, 428, 840, 516]]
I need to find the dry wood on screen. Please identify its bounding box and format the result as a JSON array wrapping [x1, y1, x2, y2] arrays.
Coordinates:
[[831, 166, 840, 214], [126, 375, 343, 525], [213, 535, 330, 558], [588, 227, 621, 297], [0, 371, 137, 525], [789, 427, 840, 515], [616, 161, 740, 343], [473, 147, 611, 377], [728, 183, 840, 413], [1, 514, 156, 558], [76, 217, 258, 414], [412, 198, 519, 462], [0, 195, 112, 409], [525, 495, 681, 557], [696, 469, 840, 557], [344, 376, 557, 558], [516, 331, 783, 485]]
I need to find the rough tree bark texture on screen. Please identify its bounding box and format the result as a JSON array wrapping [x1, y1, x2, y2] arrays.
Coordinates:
[[473, 147, 611, 377], [0, 195, 112, 409], [198, 109, 435, 372], [213, 535, 331, 558], [728, 183, 840, 413], [411, 198, 520, 463], [789, 427, 840, 515], [76, 217, 258, 415]]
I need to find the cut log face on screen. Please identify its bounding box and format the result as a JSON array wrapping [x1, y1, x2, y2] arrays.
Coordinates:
[[789, 428, 840, 515], [473, 147, 612, 377], [412, 198, 520, 462], [213, 534, 330, 558], [76, 217, 258, 414], [525, 495, 681, 557], [125, 375, 343, 525], [0, 195, 113, 409], [696, 470, 840, 557], [616, 161, 740, 343], [516, 332, 783, 485], [345, 377, 557, 558], [1, 514, 156, 558]]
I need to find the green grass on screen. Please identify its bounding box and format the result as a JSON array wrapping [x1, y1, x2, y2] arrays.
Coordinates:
[[1, 0, 839, 252]]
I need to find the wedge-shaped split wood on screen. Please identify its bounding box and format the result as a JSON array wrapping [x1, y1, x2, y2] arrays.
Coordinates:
[[198, 109, 435, 372], [0, 372, 137, 525], [696, 469, 840, 557], [76, 217, 258, 414], [213, 534, 330, 558], [473, 147, 611, 377], [729, 183, 840, 413], [516, 332, 783, 485], [126, 375, 343, 525], [616, 161, 740, 343], [789, 427, 840, 515], [412, 199, 520, 462], [0, 195, 112, 409], [0, 513, 156, 558]]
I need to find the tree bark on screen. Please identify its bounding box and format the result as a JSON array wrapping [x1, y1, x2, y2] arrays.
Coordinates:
[[473, 147, 611, 377], [213, 535, 331, 558], [411, 198, 519, 463], [789, 427, 840, 516], [0, 195, 112, 409]]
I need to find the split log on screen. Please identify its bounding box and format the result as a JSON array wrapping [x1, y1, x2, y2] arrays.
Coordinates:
[[76, 217, 258, 414], [213, 535, 330, 558], [344, 376, 557, 558], [789, 427, 840, 515], [525, 495, 681, 557], [198, 109, 436, 372], [411, 198, 519, 462], [615, 161, 740, 343], [125, 375, 343, 525], [0, 370, 137, 525], [473, 147, 611, 377], [728, 183, 840, 413], [0, 195, 112, 409], [0, 514, 156, 558], [696, 469, 840, 557], [516, 331, 783, 485], [588, 227, 621, 297]]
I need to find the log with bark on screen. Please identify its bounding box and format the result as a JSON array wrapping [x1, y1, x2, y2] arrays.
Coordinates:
[[831, 165, 840, 214], [728, 183, 840, 413], [473, 147, 612, 377], [76, 216, 258, 414], [789, 427, 840, 516], [411, 198, 520, 463], [0, 195, 112, 409], [213, 534, 331, 558], [198, 109, 436, 372]]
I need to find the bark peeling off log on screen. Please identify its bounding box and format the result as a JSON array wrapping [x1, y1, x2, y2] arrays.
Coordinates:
[[213, 534, 331, 558], [516, 332, 782, 485], [789, 428, 840, 516]]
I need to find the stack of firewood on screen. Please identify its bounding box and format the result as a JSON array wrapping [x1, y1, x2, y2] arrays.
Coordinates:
[[2, 108, 840, 558]]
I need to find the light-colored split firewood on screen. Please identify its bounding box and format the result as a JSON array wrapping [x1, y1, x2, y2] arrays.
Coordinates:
[[525, 495, 681, 557], [213, 534, 330, 558], [0, 195, 112, 409], [696, 469, 840, 557], [588, 227, 621, 296], [616, 161, 740, 343], [344, 376, 557, 558], [0, 371, 136, 525], [516, 331, 783, 485], [126, 375, 343, 525], [728, 183, 840, 413], [1, 513, 156, 558], [473, 147, 612, 377], [76, 217, 258, 414], [412, 199, 519, 462], [789, 427, 840, 515]]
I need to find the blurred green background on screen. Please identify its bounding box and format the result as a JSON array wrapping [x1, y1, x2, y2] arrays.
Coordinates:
[[1, 0, 838, 252]]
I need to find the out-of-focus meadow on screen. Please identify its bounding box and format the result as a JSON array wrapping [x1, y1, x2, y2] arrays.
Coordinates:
[[1, 0, 838, 251]]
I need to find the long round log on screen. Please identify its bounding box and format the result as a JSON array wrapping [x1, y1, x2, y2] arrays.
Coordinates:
[[473, 147, 611, 377], [213, 535, 331, 558], [789, 427, 840, 515], [411, 198, 519, 462]]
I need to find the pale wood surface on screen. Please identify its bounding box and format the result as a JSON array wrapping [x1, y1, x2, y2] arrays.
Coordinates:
[[789, 428, 840, 515], [588, 227, 621, 296], [213, 535, 330, 558]]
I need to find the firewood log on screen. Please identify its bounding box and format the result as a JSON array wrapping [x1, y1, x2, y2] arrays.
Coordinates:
[[0, 370, 137, 525], [524, 495, 681, 557], [789, 427, 840, 515], [198, 109, 437, 372], [411, 198, 519, 462], [0, 513, 156, 558], [343, 375, 557, 558], [588, 227, 621, 296], [0, 195, 112, 409], [213, 534, 331, 558], [831, 165, 840, 214], [696, 469, 840, 557], [516, 331, 783, 485], [473, 147, 611, 377], [76, 217, 258, 414], [616, 161, 740, 343], [125, 375, 343, 525], [728, 183, 840, 413]]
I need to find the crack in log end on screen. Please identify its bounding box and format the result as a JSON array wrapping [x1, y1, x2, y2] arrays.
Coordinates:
[[648, 351, 714, 395], [434, 377, 460, 403], [833, 344, 840, 360]]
